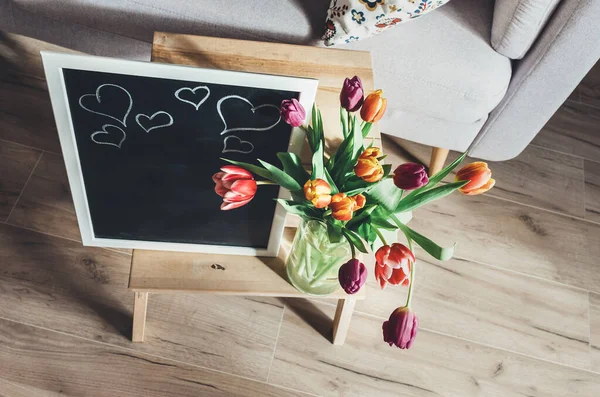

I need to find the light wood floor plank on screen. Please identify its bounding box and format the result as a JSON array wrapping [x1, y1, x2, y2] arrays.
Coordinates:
[[590, 293, 600, 372], [0, 318, 307, 397], [353, 252, 591, 369], [532, 101, 600, 163], [0, 140, 41, 221], [584, 159, 600, 223], [383, 135, 586, 218], [0, 223, 284, 380], [269, 301, 600, 397], [409, 192, 600, 293]]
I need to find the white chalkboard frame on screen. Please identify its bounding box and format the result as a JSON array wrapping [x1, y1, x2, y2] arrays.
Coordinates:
[[41, 51, 318, 257]]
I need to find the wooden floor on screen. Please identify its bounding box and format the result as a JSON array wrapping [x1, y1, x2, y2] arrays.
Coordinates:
[[1, 33, 600, 396]]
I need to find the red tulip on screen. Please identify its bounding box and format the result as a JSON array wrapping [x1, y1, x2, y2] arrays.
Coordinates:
[[340, 76, 364, 112], [338, 258, 367, 294], [455, 162, 495, 195], [374, 243, 415, 289], [212, 166, 257, 210], [280, 98, 306, 127], [382, 306, 419, 349], [393, 163, 429, 190]]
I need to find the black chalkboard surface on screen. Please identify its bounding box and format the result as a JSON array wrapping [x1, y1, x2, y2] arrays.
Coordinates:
[[61, 68, 300, 250]]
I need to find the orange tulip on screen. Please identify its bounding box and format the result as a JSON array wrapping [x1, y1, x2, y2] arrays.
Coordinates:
[[352, 193, 366, 210], [303, 178, 332, 208], [354, 147, 384, 183], [360, 89, 387, 122], [329, 193, 366, 221], [455, 162, 495, 196]]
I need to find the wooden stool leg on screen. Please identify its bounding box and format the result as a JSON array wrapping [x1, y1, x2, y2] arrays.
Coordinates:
[[132, 292, 149, 342], [429, 147, 449, 176], [332, 298, 356, 345]]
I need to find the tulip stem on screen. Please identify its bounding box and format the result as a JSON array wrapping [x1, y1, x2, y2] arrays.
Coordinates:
[[348, 239, 356, 259], [373, 228, 388, 246], [256, 180, 276, 185], [406, 255, 416, 308]]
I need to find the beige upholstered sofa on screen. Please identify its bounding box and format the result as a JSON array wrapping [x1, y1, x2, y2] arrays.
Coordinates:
[[1, 0, 598, 165]]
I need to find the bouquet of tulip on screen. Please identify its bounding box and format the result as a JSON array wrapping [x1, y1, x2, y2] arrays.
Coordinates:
[[213, 76, 495, 349]]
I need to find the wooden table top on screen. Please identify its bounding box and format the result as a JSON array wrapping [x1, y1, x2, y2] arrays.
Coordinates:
[[126, 32, 378, 298]]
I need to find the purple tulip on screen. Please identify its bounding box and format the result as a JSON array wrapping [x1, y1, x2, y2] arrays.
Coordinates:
[[338, 258, 367, 294], [382, 306, 419, 349], [280, 98, 306, 127], [340, 76, 364, 112], [393, 163, 429, 190]]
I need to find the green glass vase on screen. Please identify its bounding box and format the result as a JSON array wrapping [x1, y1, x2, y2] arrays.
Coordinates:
[[285, 220, 351, 296]]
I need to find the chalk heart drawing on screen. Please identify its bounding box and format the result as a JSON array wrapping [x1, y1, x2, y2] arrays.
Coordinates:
[[135, 111, 174, 133], [79, 84, 133, 126], [217, 95, 281, 135], [174, 86, 211, 110], [90, 124, 126, 149], [222, 135, 254, 154]]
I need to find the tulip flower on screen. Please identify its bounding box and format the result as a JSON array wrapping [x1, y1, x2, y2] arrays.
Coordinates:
[[360, 89, 387, 122], [374, 243, 415, 289], [303, 179, 332, 209], [393, 163, 429, 190], [382, 306, 419, 349], [338, 258, 367, 294], [280, 98, 306, 127], [340, 76, 364, 112], [212, 166, 257, 210], [455, 161, 495, 195], [354, 147, 384, 183], [329, 193, 365, 221]]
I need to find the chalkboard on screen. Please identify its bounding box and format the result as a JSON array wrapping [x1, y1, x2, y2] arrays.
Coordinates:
[[42, 53, 318, 256]]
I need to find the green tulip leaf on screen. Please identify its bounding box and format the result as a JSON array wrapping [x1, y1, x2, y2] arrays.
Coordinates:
[[323, 167, 339, 194], [276, 199, 321, 219], [396, 222, 455, 261], [361, 122, 372, 138], [327, 220, 344, 244], [222, 158, 274, 181], [277, 152, 310, 187], [357, 222, 377, 248], [311, 141, 325, 180], [343, 228, 369, 254], [365, 178, 403, 213], [346, 204, 377, 228], [258, 159, 302, 191], [394, 181, 468, 213], [350, 114, 364, 162]]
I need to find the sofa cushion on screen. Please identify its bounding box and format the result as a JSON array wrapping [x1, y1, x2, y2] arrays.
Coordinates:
[[344, 0, 511, 124], [491, 0, 561, 59], [9, 0, 331, 45], [322, 0, 451, 47]]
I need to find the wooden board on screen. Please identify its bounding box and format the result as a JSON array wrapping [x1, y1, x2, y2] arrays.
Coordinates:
[[130, 228, 365, 299]]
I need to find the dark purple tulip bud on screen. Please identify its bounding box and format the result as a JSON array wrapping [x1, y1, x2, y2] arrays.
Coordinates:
[[393, 163, 429, 190], [280, 98, 306, 127], [382, 306, 419, 349], [338, 258, 367, 294], [340, 76, 365, 112]]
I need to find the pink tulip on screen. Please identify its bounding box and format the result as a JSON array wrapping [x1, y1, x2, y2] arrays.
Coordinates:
[[338, 259, 367, 294], [382, 306, 419, 349], [340, 76, 364, 112], [212, 166, 257, 210], [280, 98, 306, 127], [393, 163, 429, 190]]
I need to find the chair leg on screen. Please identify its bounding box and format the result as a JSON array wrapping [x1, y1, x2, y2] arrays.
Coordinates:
[[132, 292, 149, 342], [332, 298, 356, 345], [429, 147, 449, 176]]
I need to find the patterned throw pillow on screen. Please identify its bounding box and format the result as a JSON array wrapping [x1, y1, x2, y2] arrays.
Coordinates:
[[323, 0, 451, 46]]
